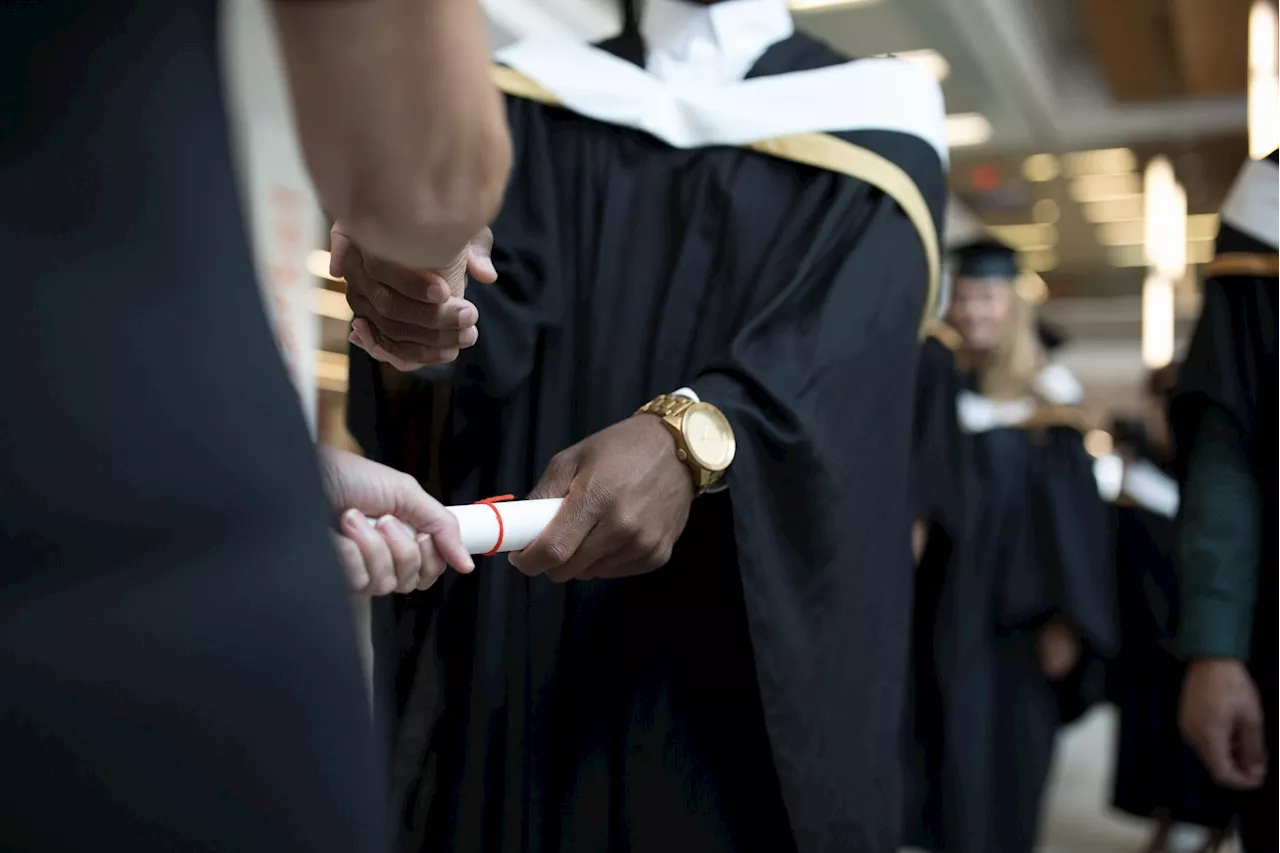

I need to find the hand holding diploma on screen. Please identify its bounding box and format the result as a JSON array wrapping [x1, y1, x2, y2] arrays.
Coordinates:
[[319, 447, 474, 595], [333, 224, 496, 372], [508, 416, 694, 583]]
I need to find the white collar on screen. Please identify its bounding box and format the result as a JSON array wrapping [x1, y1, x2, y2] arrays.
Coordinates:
[[493, 40, 948, 159], [1121, 458, 1180, 518], [641, 0, 794, 85], [955, 364, 1084, 433], [1220, 156, 1279, 250]]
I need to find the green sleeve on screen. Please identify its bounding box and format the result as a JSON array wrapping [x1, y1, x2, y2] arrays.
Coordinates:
[[1176, 405, 1261, 661]]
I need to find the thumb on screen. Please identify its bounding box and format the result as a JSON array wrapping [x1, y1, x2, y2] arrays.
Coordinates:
[[526, 451, 578, 501], [1237, 705, 1269, 786], [329, 223, 352, 278], [393, 484, 474, 573], [466, 227, 497, 283]]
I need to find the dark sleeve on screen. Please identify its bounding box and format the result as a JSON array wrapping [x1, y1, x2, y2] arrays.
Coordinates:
[[1169, 275, 1276, 474], [687, 165, 941, 852], [910, 337, 963, 536], [1176, 404, 1261, 661], [1029, 426, 1119, 657]]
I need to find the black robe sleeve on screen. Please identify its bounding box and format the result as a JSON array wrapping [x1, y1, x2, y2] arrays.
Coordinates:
[[1031, 426, 1118, 658], [1169, 275, 1277, 476], [684, 187, 937, 852]]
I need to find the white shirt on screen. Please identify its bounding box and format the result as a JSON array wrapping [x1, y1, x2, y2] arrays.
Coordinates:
[[641, 0, 795, 85]]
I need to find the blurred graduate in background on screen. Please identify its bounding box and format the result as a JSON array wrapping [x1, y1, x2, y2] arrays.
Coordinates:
[[1105, 368, 1236, 853], [928, 239, 1118, 853]]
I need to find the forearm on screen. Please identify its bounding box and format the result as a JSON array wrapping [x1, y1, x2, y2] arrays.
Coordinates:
[[1176, 405, 1261, 661], [272, 0, 512, 269]]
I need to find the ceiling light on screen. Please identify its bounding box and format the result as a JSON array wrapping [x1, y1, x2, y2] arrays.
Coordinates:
[[1249, 0, 1279, 159], [1187, 213, 1221, 242], [946, 113, 992, 148], [1097, 220, 1145, 246], [307, 249, 344, 282], [1142, 273, 1175, 369], [1144, 157, 1186, 277], [891, 49, 950, 82], [988, 223, 1057, 250], [1014, 271, 1049, 304], [1070, 172, 1142, 202], [1019, 249, 1058, 272], [1062, 148, 1137, 177], [315, 288, 354, 321], [1032, 199, 1060, 224], [1081, 196, 1144, 223], [1022, 154, 1060, 183], [788, 0, 881, 11]]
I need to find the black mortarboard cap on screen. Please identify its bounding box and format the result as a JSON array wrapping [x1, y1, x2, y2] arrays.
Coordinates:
[[953, 239, 1018, 280]]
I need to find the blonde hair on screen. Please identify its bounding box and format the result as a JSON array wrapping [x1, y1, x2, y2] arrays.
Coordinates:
[[962, 291, 1046, 400]]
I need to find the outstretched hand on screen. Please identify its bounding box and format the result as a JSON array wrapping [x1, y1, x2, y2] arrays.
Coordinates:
[[507, 416, 693, 583], [332, 224, 496, 371], [319, 447, 474, 595], [1179, 657, 1269, 790]]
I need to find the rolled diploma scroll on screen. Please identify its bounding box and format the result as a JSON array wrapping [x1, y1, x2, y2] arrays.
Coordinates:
[[365, 498, 564, 555]]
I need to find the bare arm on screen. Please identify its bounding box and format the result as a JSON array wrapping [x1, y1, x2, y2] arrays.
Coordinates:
[[270, 0, 512, 269]]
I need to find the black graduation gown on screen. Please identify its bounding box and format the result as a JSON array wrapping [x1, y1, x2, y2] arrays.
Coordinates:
[[940, 379, 1117, 853], [1107, 470, 1236, 828], [1, 3, 383, 850], [1168, 193, 1278, 852], [900, 331, 965, 851], [349, 31, 947, 853]]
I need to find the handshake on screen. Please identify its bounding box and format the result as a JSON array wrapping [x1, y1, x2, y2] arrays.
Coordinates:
[[330, 223, 496, 372]]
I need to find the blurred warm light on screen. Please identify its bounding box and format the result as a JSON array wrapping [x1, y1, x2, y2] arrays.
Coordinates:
[[1069, 172, 1142, 203], [1062, 148, 1137, 177], [1082, 196, 1143, 223], [789, 0, 880, 11], [1187, 213, 1221, 243], [1084, 429, 1115, 459], [1187, 240, 1216, 266], [315, 288, 354, 321], [1019, 248, 1058, 272], [1249, 0, 1279, 159], [1094, 453, 1124, 499], [1097, 220, 1144, 246], [315, 350, 350, 392], [988, 222, 1057, 250], [1142, 272, 1175, 368], [307, 249, 344, 282], [1022, 154, 1060, 183], [892, 49, 950, 82], [946, 113, 992, 148], [1032, 199, 1060, 224], [1144, 157, 1186, 278], [1014, 270, 1049, 304]]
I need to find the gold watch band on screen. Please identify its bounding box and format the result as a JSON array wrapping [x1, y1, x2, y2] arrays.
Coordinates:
[[636, 394, 727, 496]]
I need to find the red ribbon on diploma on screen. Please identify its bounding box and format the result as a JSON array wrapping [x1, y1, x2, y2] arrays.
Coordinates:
[[474, 495, 516, 556]]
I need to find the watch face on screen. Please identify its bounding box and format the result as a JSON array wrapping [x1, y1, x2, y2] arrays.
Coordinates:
[[683, 404, 736, 471]]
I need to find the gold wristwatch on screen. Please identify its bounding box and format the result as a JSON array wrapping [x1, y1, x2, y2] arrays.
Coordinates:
[[635, 394, 736, 495]]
